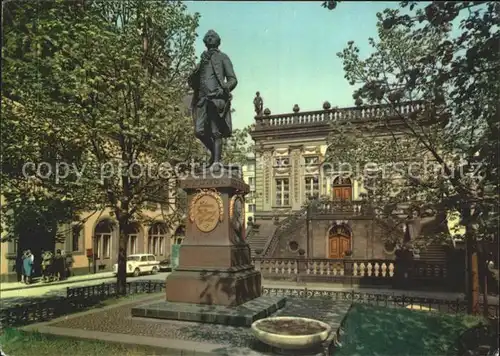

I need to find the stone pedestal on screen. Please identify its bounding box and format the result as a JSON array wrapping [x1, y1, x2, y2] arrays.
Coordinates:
[[132, 168, 286, 326], [165, 168, 261, 306]]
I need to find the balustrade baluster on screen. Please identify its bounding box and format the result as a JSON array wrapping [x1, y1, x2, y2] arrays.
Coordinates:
[[359, 263, 366, 277], [332, 263, 338, 276]]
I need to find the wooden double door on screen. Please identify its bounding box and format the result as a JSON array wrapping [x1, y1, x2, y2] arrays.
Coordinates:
[[332, 186, 352, 201], [328, 235, 350, 259]]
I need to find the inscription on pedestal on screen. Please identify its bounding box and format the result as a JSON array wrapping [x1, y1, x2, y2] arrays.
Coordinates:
[[189, 189, 224, 233]]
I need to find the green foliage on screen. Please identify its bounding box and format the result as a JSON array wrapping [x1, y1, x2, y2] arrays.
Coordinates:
[[325, 1, 499, 245], [222, 125, 254, 167], [2, 0, 203, 291], [337, 303, 485, 356], [1, 1, 104, 242]]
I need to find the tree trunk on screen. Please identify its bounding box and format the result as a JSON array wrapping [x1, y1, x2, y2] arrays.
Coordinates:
[[483, 274, 489, 319], [466, 233, 480, 314], [116, 219, 129, 296], [478, 243, 490, 319]]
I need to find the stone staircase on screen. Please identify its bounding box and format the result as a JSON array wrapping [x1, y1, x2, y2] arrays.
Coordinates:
[[262, 206, 309, 257], [246, 219, 278, 258], [418, 243, 448, 262]]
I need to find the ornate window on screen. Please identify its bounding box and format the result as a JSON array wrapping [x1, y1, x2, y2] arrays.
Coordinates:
[[305, 176, 319, 199], [275, 178, 290, 206]]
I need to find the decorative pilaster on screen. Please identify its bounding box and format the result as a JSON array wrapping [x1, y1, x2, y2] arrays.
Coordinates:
[[290, 145, 303, 210], [262, 148, 273, 210]]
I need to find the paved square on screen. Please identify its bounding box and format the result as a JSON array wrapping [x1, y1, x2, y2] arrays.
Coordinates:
[[28, 296, 351, 355]]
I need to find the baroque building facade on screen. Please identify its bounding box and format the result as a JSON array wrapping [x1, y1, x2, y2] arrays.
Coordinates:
[[249, 100, 445, 261]]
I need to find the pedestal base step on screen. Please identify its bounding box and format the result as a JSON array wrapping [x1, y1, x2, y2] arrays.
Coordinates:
[[131, 296, 286, 327]]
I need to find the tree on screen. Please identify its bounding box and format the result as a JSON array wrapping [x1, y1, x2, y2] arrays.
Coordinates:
[[222, 125, 254, 167], [1, 1, 103, 249], [2, 0, 202, 294], [324, 1, 499, 313]]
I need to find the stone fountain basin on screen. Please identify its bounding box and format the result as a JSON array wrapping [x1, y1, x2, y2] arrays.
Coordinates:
[[251, 316, 332, 350]]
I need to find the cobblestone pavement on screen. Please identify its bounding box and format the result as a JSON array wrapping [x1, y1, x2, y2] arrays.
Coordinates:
[[0, 273, 169, 309], [49, 296, 350, 355]]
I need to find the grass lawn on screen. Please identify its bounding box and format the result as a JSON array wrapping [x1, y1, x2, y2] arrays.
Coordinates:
[[336, 303, 486, 356], [0, 328, 169, 356], [1, 293, 167, 356]]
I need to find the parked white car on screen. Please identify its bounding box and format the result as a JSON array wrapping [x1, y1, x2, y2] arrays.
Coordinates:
[[113, 254, 160, 277]]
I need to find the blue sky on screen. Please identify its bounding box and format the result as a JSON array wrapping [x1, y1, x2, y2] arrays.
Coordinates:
[[185, 1, 399, 129]]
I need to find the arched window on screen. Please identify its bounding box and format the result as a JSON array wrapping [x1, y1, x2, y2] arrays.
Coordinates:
[[148, 222, 167, 256], [332, 176, 352, 201], [94, 219, 114, 259], [127, 223, 141, 255], [327, 223, 352, 259]]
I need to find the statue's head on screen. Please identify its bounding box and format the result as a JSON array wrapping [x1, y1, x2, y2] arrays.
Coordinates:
[[256, 91, 260, 96], [203, 30, 221, 49]]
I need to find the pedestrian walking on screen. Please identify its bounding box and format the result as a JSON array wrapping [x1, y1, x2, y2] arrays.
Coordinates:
[[53, 249, 65, 281], [20, 250, 27, 283], [23, 249, 33, 284], [65, 253, 74, 278], [41, 249, 53, 282]]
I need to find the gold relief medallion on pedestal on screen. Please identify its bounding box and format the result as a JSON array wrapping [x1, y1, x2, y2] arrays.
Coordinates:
[[189, 189, 223, 233], [230, 195, 245, 240]]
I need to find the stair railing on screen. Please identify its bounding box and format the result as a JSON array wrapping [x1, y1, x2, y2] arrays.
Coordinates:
[[262, 205, 309, 257]]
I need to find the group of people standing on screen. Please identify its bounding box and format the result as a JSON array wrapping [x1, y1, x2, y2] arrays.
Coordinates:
[[20, 249, 34, 284], [19, 248, 74, 284], [41, 249, 73, 282]]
